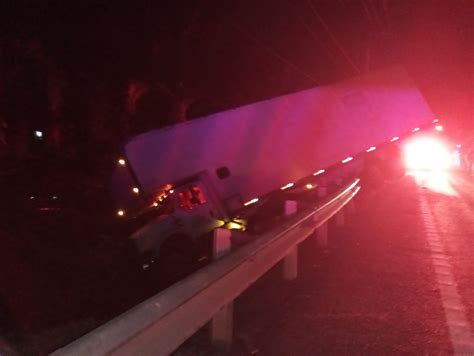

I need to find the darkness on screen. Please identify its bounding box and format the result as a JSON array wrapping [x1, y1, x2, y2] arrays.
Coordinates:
[[0, 1, 472, 353], [0, 0, 472, 161]]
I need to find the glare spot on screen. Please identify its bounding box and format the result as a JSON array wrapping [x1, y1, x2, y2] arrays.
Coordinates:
[[390, 136, 399, 142], [29, 196, 35, 200], [366, 146, 376, 152], [132, 187, 140, 194], [34, 130, 43, 138], [313, 169, 325, 176], [244, 198, 259, 206], [280, 183, 294, 190], [118, 158, 126, 166], [306, 184, 314, 189], [342, 156, 353, 164], [117, 210, 125, 217], [435, 125, 444, 132], [412, 127, 420, 132], [142, 263, 150, 271], [403, 137, 452, 171], [225, 222, 246, 231]]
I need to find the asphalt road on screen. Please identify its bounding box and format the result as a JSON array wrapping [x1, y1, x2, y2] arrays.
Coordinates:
[[175, 172, 474, 355]]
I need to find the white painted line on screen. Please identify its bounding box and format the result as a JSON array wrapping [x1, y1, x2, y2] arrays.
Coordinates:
[[418, 192, 474, 355]]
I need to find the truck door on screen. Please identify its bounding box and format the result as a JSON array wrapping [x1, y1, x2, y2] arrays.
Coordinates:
[[174, 182, 221, 240]]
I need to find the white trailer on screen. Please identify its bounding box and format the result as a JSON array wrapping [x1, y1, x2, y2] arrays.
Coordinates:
[[110, 66, 435, 268]]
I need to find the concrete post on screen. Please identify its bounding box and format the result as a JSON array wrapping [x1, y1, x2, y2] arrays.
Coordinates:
[[316, 186, 329, 247], [211, 228, 233, 350], [212, 228, 231, 260], [210, 303, 234, 352], [283, 201, 298, 280], [285, 200, 298, 216], [283, 247, 298, 280]]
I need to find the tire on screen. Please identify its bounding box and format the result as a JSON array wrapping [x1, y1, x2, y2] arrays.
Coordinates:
[[156, 235, 198, 288]]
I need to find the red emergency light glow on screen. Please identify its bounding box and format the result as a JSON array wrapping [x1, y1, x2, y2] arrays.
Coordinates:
[[366, 146, 376, 152], [313, 169, 325, 176], [341, 156, 353, 164], [244, 198, 259, 206], [280, 183, 294, 190], [390, 136, 399, 142]]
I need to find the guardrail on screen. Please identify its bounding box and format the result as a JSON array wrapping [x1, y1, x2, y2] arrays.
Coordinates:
[[52, 179, 360, 356]]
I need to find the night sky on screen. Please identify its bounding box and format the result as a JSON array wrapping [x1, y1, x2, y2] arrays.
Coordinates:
[[0, 0, 472, 157]]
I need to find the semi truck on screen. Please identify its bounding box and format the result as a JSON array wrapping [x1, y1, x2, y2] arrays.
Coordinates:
[[110, 66, 436, 270], [0, 66, 438, 348]]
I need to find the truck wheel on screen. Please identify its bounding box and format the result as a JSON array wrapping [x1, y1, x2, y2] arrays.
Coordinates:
[[156, 235, 198, 288]]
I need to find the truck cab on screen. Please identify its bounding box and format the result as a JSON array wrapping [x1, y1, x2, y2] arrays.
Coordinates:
[[129, 179, 225, 257]]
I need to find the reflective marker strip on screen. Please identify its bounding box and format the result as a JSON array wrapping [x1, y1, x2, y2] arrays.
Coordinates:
[[280, 183, 294, 190], [244, 198, 259, 206], [419, 192, 474, 355]]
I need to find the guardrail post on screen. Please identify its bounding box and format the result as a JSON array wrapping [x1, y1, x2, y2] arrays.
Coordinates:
[[211, 303, 234, 352], [213, 228, 232, 260], [315, 186, 329, 247], [211, 228, 233, 351], [283, 201, 298, 280]]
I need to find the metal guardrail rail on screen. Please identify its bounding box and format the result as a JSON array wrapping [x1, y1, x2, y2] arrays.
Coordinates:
[[52, 179, 360, 356]]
